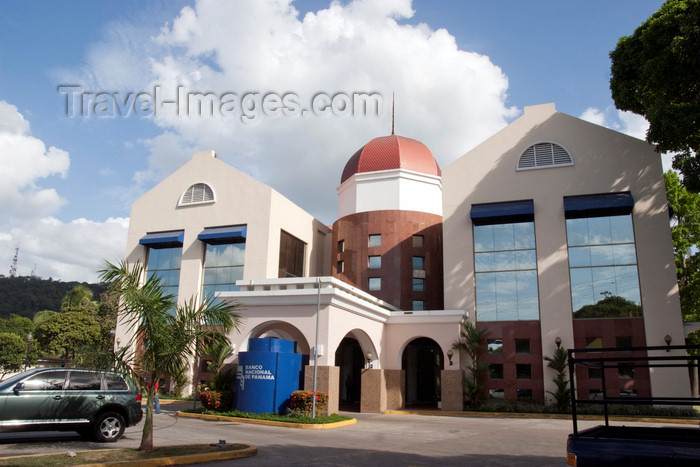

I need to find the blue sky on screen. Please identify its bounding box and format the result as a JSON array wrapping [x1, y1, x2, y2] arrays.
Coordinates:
[[0, 0, 665, 282]]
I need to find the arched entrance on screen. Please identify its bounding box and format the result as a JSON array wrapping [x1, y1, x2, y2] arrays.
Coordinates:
[[402, 337, 443, 407], [335, 337, 364, 411]]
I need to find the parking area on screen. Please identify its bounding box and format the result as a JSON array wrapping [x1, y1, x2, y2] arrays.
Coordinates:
[[0, 403, 607, 466]]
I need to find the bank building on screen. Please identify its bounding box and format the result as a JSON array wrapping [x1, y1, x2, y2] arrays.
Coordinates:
[[116, 103, 691, 413]]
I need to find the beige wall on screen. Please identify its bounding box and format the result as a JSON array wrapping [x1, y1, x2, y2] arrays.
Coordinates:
[[118, 150, 331, 388], [442, 103, 689, 398]]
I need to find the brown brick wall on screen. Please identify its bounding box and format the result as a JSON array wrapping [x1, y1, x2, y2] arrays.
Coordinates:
[[332, 210, 443, 310]]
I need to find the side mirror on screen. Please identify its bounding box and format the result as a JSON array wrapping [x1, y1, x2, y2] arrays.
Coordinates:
[[13, 382, 24, 394]]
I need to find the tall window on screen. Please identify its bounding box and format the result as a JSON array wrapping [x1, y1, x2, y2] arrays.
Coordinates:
[[567, 213, 641, 318], [474, 221, 539, 321], [147, 246, 182, 303], [202, 243, 245, 303], [279, 230, 305, 278]]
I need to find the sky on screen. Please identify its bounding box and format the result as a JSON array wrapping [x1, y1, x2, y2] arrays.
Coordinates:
[[0, 0, 667, 283]]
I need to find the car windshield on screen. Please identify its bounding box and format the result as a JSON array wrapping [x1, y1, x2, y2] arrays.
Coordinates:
[[0, 370, 39, 390]]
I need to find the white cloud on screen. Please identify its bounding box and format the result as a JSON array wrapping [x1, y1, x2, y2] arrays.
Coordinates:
[[579, 106, 650, 141], [0, 101, 129, 282], [70, 0, 518, 223]]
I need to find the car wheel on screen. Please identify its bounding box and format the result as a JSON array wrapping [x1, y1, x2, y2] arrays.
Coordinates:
[[93, 411, 125, 442]]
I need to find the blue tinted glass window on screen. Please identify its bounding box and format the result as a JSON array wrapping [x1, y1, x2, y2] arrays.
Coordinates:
[[473, 221, 539, 321], [368, 256, 381, 269], [566, 214, 641, 318], [147, 247, 182, 300], [202, 242, 245, 305]]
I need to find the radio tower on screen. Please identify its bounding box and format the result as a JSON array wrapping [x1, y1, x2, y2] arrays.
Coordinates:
[[9, 248, 18, 277]]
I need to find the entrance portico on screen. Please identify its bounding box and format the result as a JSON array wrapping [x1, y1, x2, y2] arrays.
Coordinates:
[[219, 276, 466, 413]]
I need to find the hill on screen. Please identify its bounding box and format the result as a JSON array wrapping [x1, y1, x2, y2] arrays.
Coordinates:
[[0, 276, 107, 319]]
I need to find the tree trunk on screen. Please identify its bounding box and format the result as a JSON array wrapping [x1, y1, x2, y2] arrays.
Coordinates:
[[138, 387, 154, 452]]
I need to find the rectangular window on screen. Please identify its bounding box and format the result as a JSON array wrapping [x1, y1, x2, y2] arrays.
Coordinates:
[[337, 260, 344, 274], [337, 240, 345, 253], [517, 389, 533, 400], [412, 256, 424, 270], [616, 336, 633, 349], [489, 364, 504, 379], [412, 278, 424, 292], [516, 364, 532, 379], [412, 235, 424, 248], [368, 255, 381, 269], [202, 242, 245, 304], [369, 234, 381, 247], [487, 339, 503, 354], [566, 214, 641, 318], [588, 366, 602, 379], [515, 339, 531, 354], [618, 364, 635, 380], [147, 246, 182, 302], [67, 371, 102, 390], [412, 300, 425, 311], [586, 337, 603, 351], [474, 220, 539, 321], [279, 230, 305, 278], [368, 277, 381, 291]]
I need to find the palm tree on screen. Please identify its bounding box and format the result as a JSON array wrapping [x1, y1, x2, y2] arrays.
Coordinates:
[[452, 321, 488, 407], [61, 284, 95, 310], [544, 347, 571, 411], [99, 260, 240, 452]]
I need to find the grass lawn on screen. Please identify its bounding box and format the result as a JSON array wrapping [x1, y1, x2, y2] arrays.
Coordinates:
[[192, 408, 353, 424], [0, 443, 253, 466]]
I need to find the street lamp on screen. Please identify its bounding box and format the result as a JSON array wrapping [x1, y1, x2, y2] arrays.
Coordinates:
[[366, 352, 373, 369], [447, 349, 453, 366], [555, 336, 562, 349], [664, 334, 672, 352]]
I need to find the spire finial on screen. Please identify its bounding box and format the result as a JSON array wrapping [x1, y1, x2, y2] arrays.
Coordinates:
[[391, 92, 395, 135]]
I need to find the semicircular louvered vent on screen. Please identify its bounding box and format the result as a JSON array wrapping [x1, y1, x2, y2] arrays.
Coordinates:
[[178, 183, 215, 206], [517, 142, 573, 170]]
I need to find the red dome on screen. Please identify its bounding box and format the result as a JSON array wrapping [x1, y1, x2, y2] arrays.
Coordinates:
[[340, 135, 441, 184]]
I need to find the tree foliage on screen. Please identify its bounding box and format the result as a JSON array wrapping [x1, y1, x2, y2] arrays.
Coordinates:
[[33, 310, 102, 360], [99, 259, 241, 452], [0, 332, 28, 379], [665, 170, 700, 321], [610, 0, 700, 189], [0, 313, 34, 338], [573, 295, 642, 319], [452, 321, 488, 408]]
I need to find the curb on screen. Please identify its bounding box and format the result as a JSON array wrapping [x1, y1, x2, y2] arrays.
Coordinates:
[[177, 411, 358, 429], [381, 409, 700, 425], [0, 444, 257, 467]]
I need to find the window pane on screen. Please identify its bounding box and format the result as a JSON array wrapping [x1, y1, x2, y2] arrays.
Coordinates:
[[23, 371, 66, 390], [589, 246, 614, 267], [105, 374, 128, 390], [68, 371, 102, 390], [412, 256, 424, 269], [610, 216, 634, 243], [368, 256, 381, 269], [412, 300, 424, 311], [412, 278, 424, 292], [493, 224, 515, 251], [494, 251, 516, 271], [412, 235, 424, 248], [516, 364, 532, 379], [487, 339, 503, 354], [566, 218, 589, 246], [489, 364, 504, 379], [515, 339, 530, 354], [475, 252, 495, 272], [513, 222, 536, 249], [515, 250, 536, 270], [368, 277, 381, 291], [474, 225, 494, 252], [475, 273, 497, 321], [587, 217, 612, 245], [369, 234, 381, 247]]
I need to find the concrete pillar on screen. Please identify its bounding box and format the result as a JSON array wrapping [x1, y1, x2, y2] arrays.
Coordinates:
[[361, 369, 406, 413], [441, 369, 463, 411], [304, 365, 339, 416]]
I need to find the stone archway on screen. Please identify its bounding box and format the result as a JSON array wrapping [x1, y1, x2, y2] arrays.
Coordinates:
[[401, 337, 444, 407]]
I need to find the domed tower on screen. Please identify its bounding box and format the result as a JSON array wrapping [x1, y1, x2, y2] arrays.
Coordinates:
[[332, 135, 444, 310]]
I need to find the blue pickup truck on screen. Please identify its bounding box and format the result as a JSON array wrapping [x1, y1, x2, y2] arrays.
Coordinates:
[[565, 344, 700, 466]]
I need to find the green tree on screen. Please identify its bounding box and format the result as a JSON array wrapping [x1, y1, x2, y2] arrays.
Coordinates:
[[573, 295, 642, 319], [61, 284, 96, 311], [610, 0, 700, 190], [0, 332, 27, 379], [544, 347, 571, 411], [33, 311, 102, 360], [666, 170, 700, 321], [0, 313, 34, 338], [452, 321, 488, 408], [99, 260, 240, 452]]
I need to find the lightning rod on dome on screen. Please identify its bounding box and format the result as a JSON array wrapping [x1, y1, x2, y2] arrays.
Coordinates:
[[391, 92, 395, 135]]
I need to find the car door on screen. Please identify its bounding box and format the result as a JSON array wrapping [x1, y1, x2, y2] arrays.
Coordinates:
[[2, 370, 68, 425], [61, 370, 105, 423]]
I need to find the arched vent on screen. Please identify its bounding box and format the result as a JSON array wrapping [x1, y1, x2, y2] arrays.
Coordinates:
[[517, 142, 573, 170], [179, 183, 215, 206]]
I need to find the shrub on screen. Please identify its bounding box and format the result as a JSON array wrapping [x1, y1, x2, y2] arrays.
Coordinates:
[[198, 384, 222, 410], [289, 390, 328, 415]]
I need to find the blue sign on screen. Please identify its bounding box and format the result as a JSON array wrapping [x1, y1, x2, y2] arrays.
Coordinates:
[[235, 338, 302, 414]]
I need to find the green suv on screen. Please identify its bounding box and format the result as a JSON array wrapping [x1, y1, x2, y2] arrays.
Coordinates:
[[0, 368, 143, 442]]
